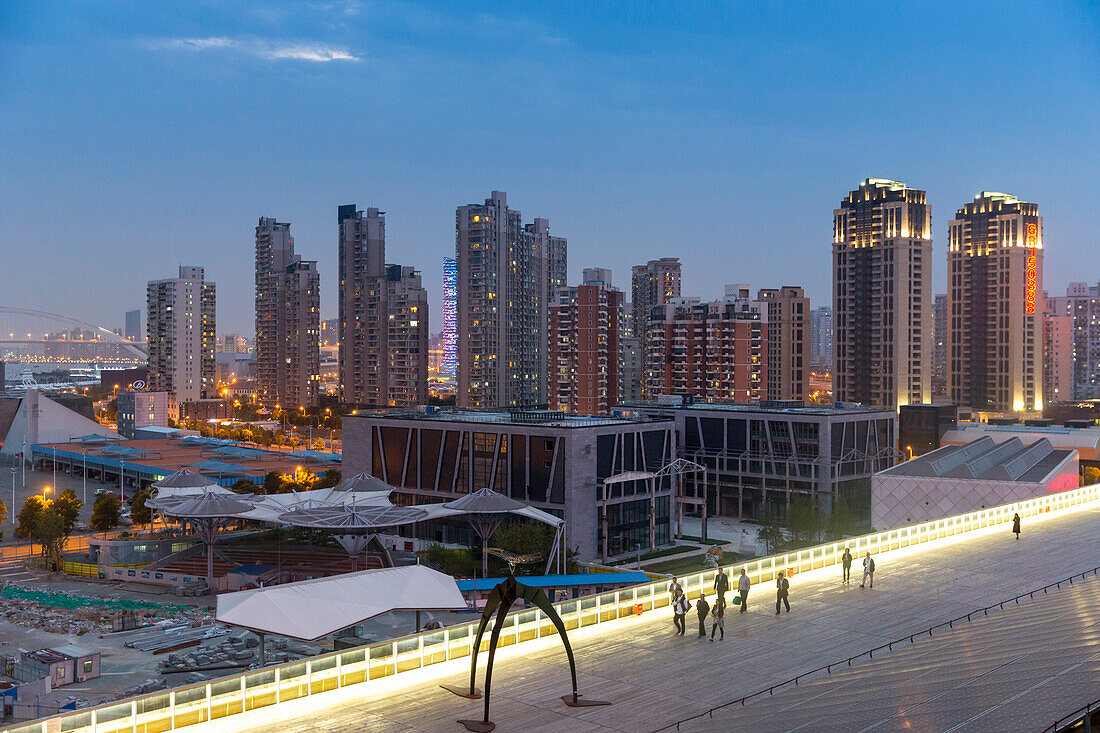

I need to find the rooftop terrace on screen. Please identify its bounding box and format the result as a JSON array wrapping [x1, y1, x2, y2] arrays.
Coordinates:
[[185, 490, 1100, 733]]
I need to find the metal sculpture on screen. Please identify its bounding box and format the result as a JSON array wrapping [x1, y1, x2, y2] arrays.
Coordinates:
[[443, 549, 610, 732]]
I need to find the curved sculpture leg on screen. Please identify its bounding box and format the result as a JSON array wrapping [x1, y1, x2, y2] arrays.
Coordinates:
[[458, 598, 513, 733], [517, 584, 611, 709], [442, 586, 504, 699]]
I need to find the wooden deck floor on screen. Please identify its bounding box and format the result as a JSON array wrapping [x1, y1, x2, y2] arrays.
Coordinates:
[[196, 504, 1100, 733]]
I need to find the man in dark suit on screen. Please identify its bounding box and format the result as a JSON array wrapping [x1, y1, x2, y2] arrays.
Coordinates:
[[775, 571, 790, 614]]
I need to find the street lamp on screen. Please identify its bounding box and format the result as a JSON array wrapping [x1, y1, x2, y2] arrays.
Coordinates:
[[42, 485, 52, 500], [10, 466, 15, 527]]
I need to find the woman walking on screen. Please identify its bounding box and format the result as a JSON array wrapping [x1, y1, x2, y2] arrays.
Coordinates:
[[710, 598, 725, 642], [1012, 512, 1021, 540]]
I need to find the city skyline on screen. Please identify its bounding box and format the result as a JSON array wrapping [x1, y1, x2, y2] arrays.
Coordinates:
[[3, 3, 1099, 334]]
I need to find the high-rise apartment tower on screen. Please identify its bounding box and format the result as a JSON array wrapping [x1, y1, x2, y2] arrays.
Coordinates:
[[338, 205, 428, 407], [833, 179, 932, 408], [146, 266, 215, 403], [456, 191, 565, 408], [255, 217, 320, 409], [948, 192, 1043, 413], [549, 268, 623, 415], [442, 257, 458, 377]]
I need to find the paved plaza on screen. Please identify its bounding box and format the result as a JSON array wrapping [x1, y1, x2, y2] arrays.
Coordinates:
[[191, 502, 1100, 733]]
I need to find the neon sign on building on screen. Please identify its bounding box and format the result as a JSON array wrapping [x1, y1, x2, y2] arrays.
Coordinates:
[[1025, 223, 1037, 314]]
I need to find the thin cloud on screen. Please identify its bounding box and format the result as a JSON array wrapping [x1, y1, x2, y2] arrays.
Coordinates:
[[146, 36, 360, 62]]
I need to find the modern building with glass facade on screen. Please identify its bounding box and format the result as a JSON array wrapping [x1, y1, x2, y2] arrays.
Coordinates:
[[833, 179, 932, 408], [948, 192, 1043, 415], [624, 398, 898, 526], [341, 408, 677, 562]]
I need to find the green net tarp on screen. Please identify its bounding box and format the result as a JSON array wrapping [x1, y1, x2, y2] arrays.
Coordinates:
[[0, 586, 189, 612]]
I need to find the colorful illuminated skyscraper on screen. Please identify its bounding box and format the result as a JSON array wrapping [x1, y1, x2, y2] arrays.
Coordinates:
[[442, 257, 457, 377]]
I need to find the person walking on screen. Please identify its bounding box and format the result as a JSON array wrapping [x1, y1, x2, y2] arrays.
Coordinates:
[[669, 576, 682, 599], [714, 568, 729, 607], [1012, 512, 1021, 540], [710, 598, 725, 642], [860, 552, 875, 588], [841, 546, 853, 584], [672, 588, 689, 635], [696, 592, 711, 637], [738, 568, 751, 613], [775, 571, 790, 614]]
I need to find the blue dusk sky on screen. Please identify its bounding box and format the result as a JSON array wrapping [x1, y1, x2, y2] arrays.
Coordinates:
[[2, 1, 1098, 335]]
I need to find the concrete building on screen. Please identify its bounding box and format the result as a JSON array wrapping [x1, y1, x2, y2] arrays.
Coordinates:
[[124, 309, 140, 342], [1044, 305, 1073, 406], [146, 266, 215, 403], [644, 290, 763, 403], [338, 205, 429, 408], [833, 179, 932, 408], [341, 408, 677, 562], [932, 293, 948, 397], [384, 265, 429, 406], [872, 436, 1078, 529], [809, 306, 832, 373], [631, 258, 681, 394], [643, 284, 806, 404], [620, 335, 643, 403], [254, 217, 320, 409], [1047, 282, 1100, 399], [948, 192, 1043, 416], [756, 286, 808, 402], [625, 397, 898, 525], [20, 646, 99, 688], [441, 257, 457, 377], [456, 191, 565, 409], [116, 389, 171, 439], [898, 403, 959, 458], [549, 268, 624, 415]]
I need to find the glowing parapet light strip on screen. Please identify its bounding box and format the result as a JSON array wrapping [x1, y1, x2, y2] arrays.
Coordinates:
[[13, 483, 1100, 733]]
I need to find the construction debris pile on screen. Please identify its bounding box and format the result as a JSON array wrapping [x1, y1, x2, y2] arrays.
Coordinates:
[[124, 624, 225, 654], [0, 585, 210, 636]]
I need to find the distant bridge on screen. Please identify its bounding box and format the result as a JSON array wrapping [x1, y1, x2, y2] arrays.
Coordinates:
[[0, 306, 147, 360]]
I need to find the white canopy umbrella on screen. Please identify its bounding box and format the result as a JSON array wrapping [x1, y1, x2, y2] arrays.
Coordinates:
[[277, 503, 429, 570], [150, 469, 234, 499], [423, 488, 566, 577], [146, 490, 257, 586]]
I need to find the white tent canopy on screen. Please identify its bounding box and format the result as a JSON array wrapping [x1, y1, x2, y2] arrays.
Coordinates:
[[215, 565, 468, 641], [150, 469, 235, 499]]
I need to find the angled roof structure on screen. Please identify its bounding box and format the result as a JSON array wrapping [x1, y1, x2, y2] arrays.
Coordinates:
[[215, 565, 468, 640], [880, 436, 1075, 483]]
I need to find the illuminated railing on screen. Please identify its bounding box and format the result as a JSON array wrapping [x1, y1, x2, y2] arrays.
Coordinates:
[[8, 483, 1100, 733]]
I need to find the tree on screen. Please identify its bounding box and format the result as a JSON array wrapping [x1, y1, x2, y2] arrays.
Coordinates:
[[54, 489, 83, 534], [130, 489, 152, 526], [231, 478, 259, 495], [756, 506, 786, 555], [310, 438, 326, 451], [33, 505, 69, 568], [16, 496, 48, 540], [0, 498, 8, 528], [786, 495, 825, 549], [263, 471, 285, 495], [827, 498, 858, 540], [490, 522, 576, 576], [316, 469, 342, 490], [90, 492, 122, 536]]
